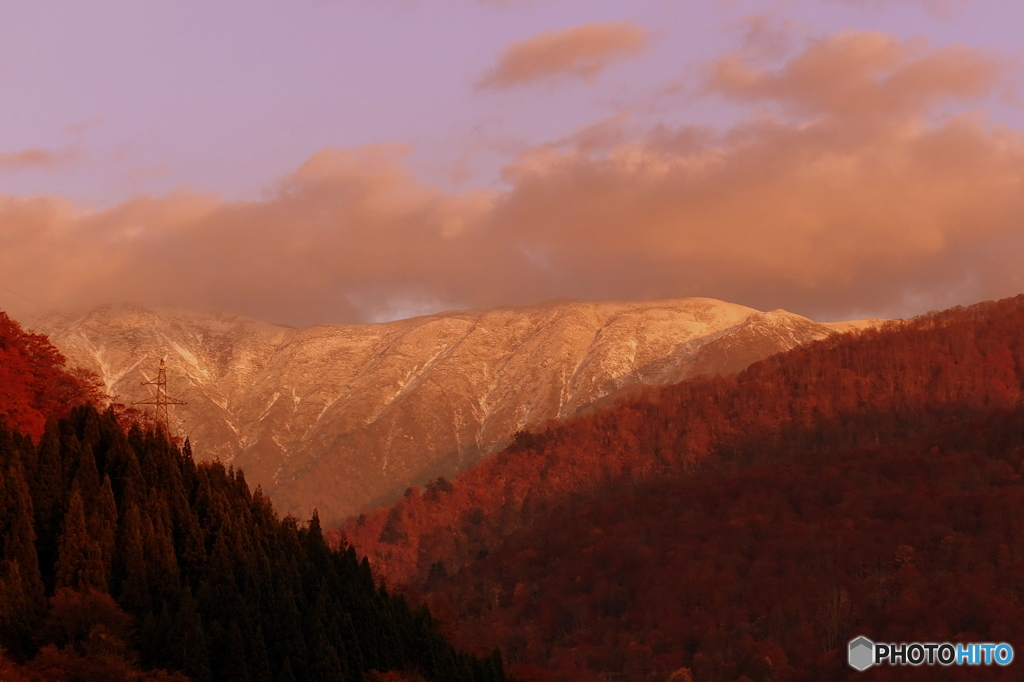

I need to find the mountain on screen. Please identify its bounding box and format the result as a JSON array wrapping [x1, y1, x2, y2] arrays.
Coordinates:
[[36, 299, 877, 524], [345, 294, 1024, 681]]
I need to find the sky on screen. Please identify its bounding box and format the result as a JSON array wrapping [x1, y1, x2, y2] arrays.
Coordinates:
[[1, 0, 1022, 326]]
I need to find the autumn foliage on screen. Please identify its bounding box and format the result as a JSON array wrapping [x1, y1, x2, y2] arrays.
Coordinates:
[[0, 311, 103, 439], [345, 295, 1024, 681]]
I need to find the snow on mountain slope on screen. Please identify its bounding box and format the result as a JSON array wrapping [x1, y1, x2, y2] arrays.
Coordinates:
[[37, 299, 875, 523]]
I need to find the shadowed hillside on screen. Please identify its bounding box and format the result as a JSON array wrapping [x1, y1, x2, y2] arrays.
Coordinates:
[[346, 295, 1024, 681]]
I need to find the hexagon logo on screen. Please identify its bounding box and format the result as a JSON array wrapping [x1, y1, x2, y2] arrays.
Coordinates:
[[849, 636, 875, 671]]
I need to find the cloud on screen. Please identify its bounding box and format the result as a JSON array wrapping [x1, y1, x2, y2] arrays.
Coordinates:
[[735, 14, 799, 62], [489, 111, 1024, 320], [708, 30, 1003, 120], [481, 32, 1022, 319], [550, 111, 631, 154], [61, 117, 104, 137], [0, 146, 78, 171], [1, 31, 1022, 325], [0, 119, 95, 172], [830, 0, 970, 16], [0, 146, 499, 325], [477, 21, 649, 89]]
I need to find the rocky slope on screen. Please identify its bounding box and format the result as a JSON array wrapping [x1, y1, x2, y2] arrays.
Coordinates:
[[35, 299, 878, 523]]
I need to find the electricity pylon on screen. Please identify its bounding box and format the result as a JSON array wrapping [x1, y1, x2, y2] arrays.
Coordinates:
[[135, 357, 186, 432]]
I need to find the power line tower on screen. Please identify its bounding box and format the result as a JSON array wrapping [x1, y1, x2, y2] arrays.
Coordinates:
[[135, 357, 187, 432]]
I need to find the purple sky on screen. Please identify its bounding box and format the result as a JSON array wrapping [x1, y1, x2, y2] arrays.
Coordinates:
[[1, 0, 1022, 325]]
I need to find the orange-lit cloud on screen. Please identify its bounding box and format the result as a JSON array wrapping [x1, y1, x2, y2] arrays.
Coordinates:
[[831, 0, 970, 15], [61, 116, 104, 137], [0, 147, 78, 170], [0, 146, 497, 325], [2, 31, 1022, 325], [477, 21, 649, 89], [489, 112, 1024, 320], [708, 30, 1003, 119]]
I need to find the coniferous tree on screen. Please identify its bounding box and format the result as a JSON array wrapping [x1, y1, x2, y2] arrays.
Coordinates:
[[0, 450, 45, 655], [175, 585, 212, 682], [143, 506, 181, 603], [116, 503, 151, 611], [222, 620, 252, 682], [250, 624, 273, 682], [54, 485, 105, 592], [31, 421, 65, 586], [90, 475, 118, 590], [72, 444, 100, 506], [0, 561, 36, 657], [279, 657, 297, 682]]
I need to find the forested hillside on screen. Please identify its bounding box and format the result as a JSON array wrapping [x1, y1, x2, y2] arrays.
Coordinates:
[[0, 313, 507, 682], [345, 296, 1024, 681]]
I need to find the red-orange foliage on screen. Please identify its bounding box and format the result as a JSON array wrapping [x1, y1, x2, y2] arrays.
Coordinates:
[[365, 670, 430, 682], [0, 311, 103, 438], [343, 295, 1024, 681], [442, 413, 1024, 680], [0, 654, 37, 682]]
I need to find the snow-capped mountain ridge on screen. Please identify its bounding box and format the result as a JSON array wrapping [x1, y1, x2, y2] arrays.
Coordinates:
[[37, 299, 879, 523]]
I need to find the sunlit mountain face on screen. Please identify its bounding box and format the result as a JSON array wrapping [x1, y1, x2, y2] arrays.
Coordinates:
[[37, 298, 876, 524]]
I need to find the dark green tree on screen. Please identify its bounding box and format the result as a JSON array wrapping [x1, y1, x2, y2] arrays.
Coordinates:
[[54, 485, 105, 591], [115, 503, 151, 611]]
